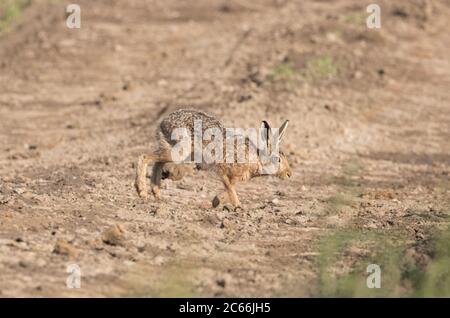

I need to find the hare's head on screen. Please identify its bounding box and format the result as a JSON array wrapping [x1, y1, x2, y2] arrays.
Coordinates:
[[258, 120, 292, 180], [277, 151, 292, 180]]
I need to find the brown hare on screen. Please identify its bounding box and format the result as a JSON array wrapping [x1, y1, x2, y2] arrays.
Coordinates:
[[135, 109, 291, 208]]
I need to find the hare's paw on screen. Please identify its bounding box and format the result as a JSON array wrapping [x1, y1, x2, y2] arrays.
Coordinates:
[[233, 204, 243, 212], [151, 185, 162, 200], [138, 190, 149, 201], [213, 193, 243, 211], [222, 203, 244, 212]]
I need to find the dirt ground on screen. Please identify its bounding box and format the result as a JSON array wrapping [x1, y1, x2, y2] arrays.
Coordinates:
[[0, 0, 449, 297]]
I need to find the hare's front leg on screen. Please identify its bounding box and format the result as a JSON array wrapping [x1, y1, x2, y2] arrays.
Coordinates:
[[150, 162, 164, 199]]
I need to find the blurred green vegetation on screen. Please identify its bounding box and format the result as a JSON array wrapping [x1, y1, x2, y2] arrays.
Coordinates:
[[267, 55, 338, 85], [302, 55, 338, 81], [0, 0, 30, 32], [315, 160, 450, 297], [317, 225, 450, 297], [323, 160, 363, 216], [340, 12, 366, 25], [266, 62, 297, 82], [419, 226, 450, 297], [121, 261, 195, 297]]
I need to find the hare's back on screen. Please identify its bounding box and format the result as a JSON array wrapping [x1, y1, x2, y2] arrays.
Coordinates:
[[159, 109, 223, 141]]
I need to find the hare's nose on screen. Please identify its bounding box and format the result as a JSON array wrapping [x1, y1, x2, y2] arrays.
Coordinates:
[[287, 171, 292, 178]]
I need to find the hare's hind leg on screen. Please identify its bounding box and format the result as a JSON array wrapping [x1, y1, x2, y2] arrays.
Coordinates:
[[136, 153, 155, 199], [135, 153, 169, 199], [136, 145, 174, 199]]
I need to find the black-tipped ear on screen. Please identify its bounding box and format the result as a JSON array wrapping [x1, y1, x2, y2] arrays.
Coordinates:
[[278, 120, 289, 142], [260, 120, 271, 147]]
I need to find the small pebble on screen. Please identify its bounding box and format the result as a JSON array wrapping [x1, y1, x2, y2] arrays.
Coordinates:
[[53, 239, 79, 258], [101, 225, 126, 246]]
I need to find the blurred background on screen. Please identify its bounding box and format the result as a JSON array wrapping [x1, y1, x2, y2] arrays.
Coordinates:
[[0, 0, 449, 297]]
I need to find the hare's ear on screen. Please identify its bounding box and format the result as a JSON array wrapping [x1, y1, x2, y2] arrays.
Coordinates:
[[278, 120, 289, 142], [260, 120, 271, 148]]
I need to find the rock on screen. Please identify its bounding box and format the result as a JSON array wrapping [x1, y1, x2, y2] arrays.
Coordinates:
[[157, 206, 170, 215], [101, 225, 126, 246], [0, 194, 8, 204], [284, 218, 293, 225], [14, 188, 26, 195], [88, 238, 104, 250], [216, 279, 226, 288], [166, 243, 178, 252], [157, 79, 168, 87], [220, 218, 234, 229], [353, 71, 363, 79], [200, 201, 212, 209], [271, 198, 280, 205], [204, 214, 220, 226], [150, 206, 169, 216], [212, 196, 221, 208], [25, 144, 37, 150], [215, 273, 232, 289], [365, 222, 378, 230], [53, 239, 78, 258], [176, 183, 190, 190], [36, 259, 47, 267], [18, 260, 29, 268], [415, 232, 425, 241], [153, 255, 164, 265], [237, 94, 252, 103], [122, 81, 132, 91], [22, 192, 34, 200]]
